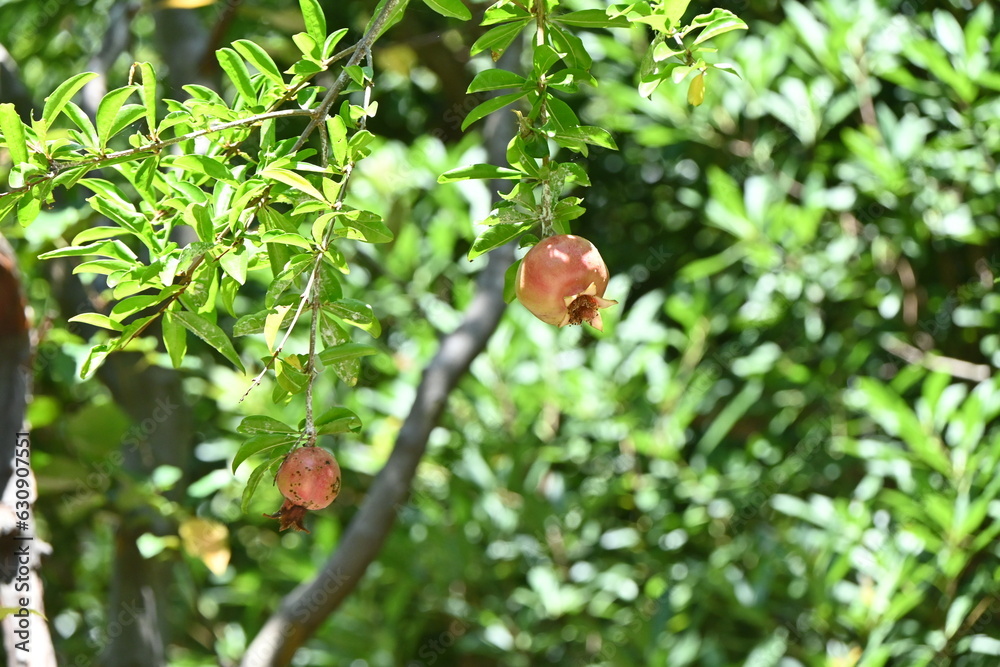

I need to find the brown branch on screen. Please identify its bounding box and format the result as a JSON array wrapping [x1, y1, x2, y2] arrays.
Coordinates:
[[880, 335, 992, 382]]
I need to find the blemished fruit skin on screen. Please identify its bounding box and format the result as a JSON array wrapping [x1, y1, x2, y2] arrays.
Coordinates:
[[264, 446, 341, 533], [276, 447, 341, 510], [515, 235, 617, 331]]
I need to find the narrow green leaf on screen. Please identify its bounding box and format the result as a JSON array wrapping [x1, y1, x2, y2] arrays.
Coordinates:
[[550, 26, 592, 70], [240, 459, 276, 513], [503, 258, 521, 304], [482, 2, 531, 25], [0, 104, 28, 165], [260, 231, 314, 250], [96, 86, 138, 150], [173, 310, 246, 373], [468, 222, 533, 260], [315, 406, 363, 435], [469, 20, 531, 59], [67, 312, 125, 332], [340, 210, 394, 243], [555, 126, 618, 150], [461, 91, 527, 131], [63, 102, 98, 147], [238, 415, 297, 435], [137, 62, 157, 132], [260, 167, 327, 202], [467, 69, 527, 93], [422, 0, 471, 21], [438, 163, 523, 183], [687, 9, 748, 45], [326, 299, 381, 337], [0, 195, 22, 224], [299, 0, 327, 45], [162, 311, 187, 369], [217, 48, 257, 104], [552, 9, 629, 28], [264, 305, 290, 351], [110, 293, 166, 321], [318, 342, 380, 366], [172, 155, 236, 184], [232, 40, 284, 85], [233, 434, 294, 474], [107, 104, 146, 140], [42, 72, 99, 126]]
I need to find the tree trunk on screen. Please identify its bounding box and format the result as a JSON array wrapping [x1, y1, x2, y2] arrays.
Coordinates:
[[0, 237, 56, 666]]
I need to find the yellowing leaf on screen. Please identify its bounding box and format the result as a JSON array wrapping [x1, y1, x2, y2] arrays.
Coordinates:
[[688, 72, 706, 106], [179, 518, 230, 576]]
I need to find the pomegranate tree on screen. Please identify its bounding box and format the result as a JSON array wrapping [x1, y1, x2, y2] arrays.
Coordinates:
[[515, 234, 617, 331], [264, 446, 341, 533]]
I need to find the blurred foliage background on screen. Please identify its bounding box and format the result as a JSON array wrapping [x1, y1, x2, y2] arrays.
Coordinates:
[[1, 0, 999, 665]]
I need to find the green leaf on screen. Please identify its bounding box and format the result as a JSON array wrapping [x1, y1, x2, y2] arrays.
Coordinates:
[[63, 101, 98, 147], [263, 305, 290, 351], [107, 104, 146, 140], [503, 258, 522, 304], [137, 62, 157, 132], [438, 163, 523, 183], [217, 48, 257, 104], [172, 155, 236, 184], [67, 312, 125, 332], [240, 458, 279, 513], [469, 20, 531, 59], [232, 40, 285, 86], [326, 299, 381, 337], [96, 86, 138, 150], [299, 0, 327, 45], [233, 434, 294, 474], [42, 72, 99, 127], [315, 407, 363, 435], [0, 104, 28, 165], [238, 415, 297, 435], [686, 9, 748, 45], [461, 91, 528, 131], [549, 26, 592, 70], [0, 194, 19, 224], [467, 69, 527, 93], [422, 0, 471, 20], [340, 210, 394, 243], [162, 311, 187, 369], [554, 126, 618, 150], [318, 342, 380, 366], [469, 222, 533, 260], [260, 231, 314, 250], [260, 166, 327, 202], [172, 310, 246, 373], [552, 9, 629, 29], [482, 2, 531, 25], [110, 293, 166, 321], [218, 245, 249, 285]]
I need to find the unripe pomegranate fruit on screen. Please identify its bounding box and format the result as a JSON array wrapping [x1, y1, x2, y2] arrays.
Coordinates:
[[263, 446, 341, 533], [515, 234, 617, 331]]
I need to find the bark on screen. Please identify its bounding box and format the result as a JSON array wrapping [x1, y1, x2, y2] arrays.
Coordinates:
[[0, 237, 56, 666]]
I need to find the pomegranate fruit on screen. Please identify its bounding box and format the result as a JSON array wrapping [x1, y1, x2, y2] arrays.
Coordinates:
[[515, 234, 617, 331], [264, 446, 341, 533]]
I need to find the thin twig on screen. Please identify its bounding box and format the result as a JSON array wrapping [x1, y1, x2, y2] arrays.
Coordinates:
[[880, 335, 992, 382]]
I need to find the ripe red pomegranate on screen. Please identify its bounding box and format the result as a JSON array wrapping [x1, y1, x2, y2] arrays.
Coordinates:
[[264, 446, 341, 533], [515, 234, 617, 331]]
